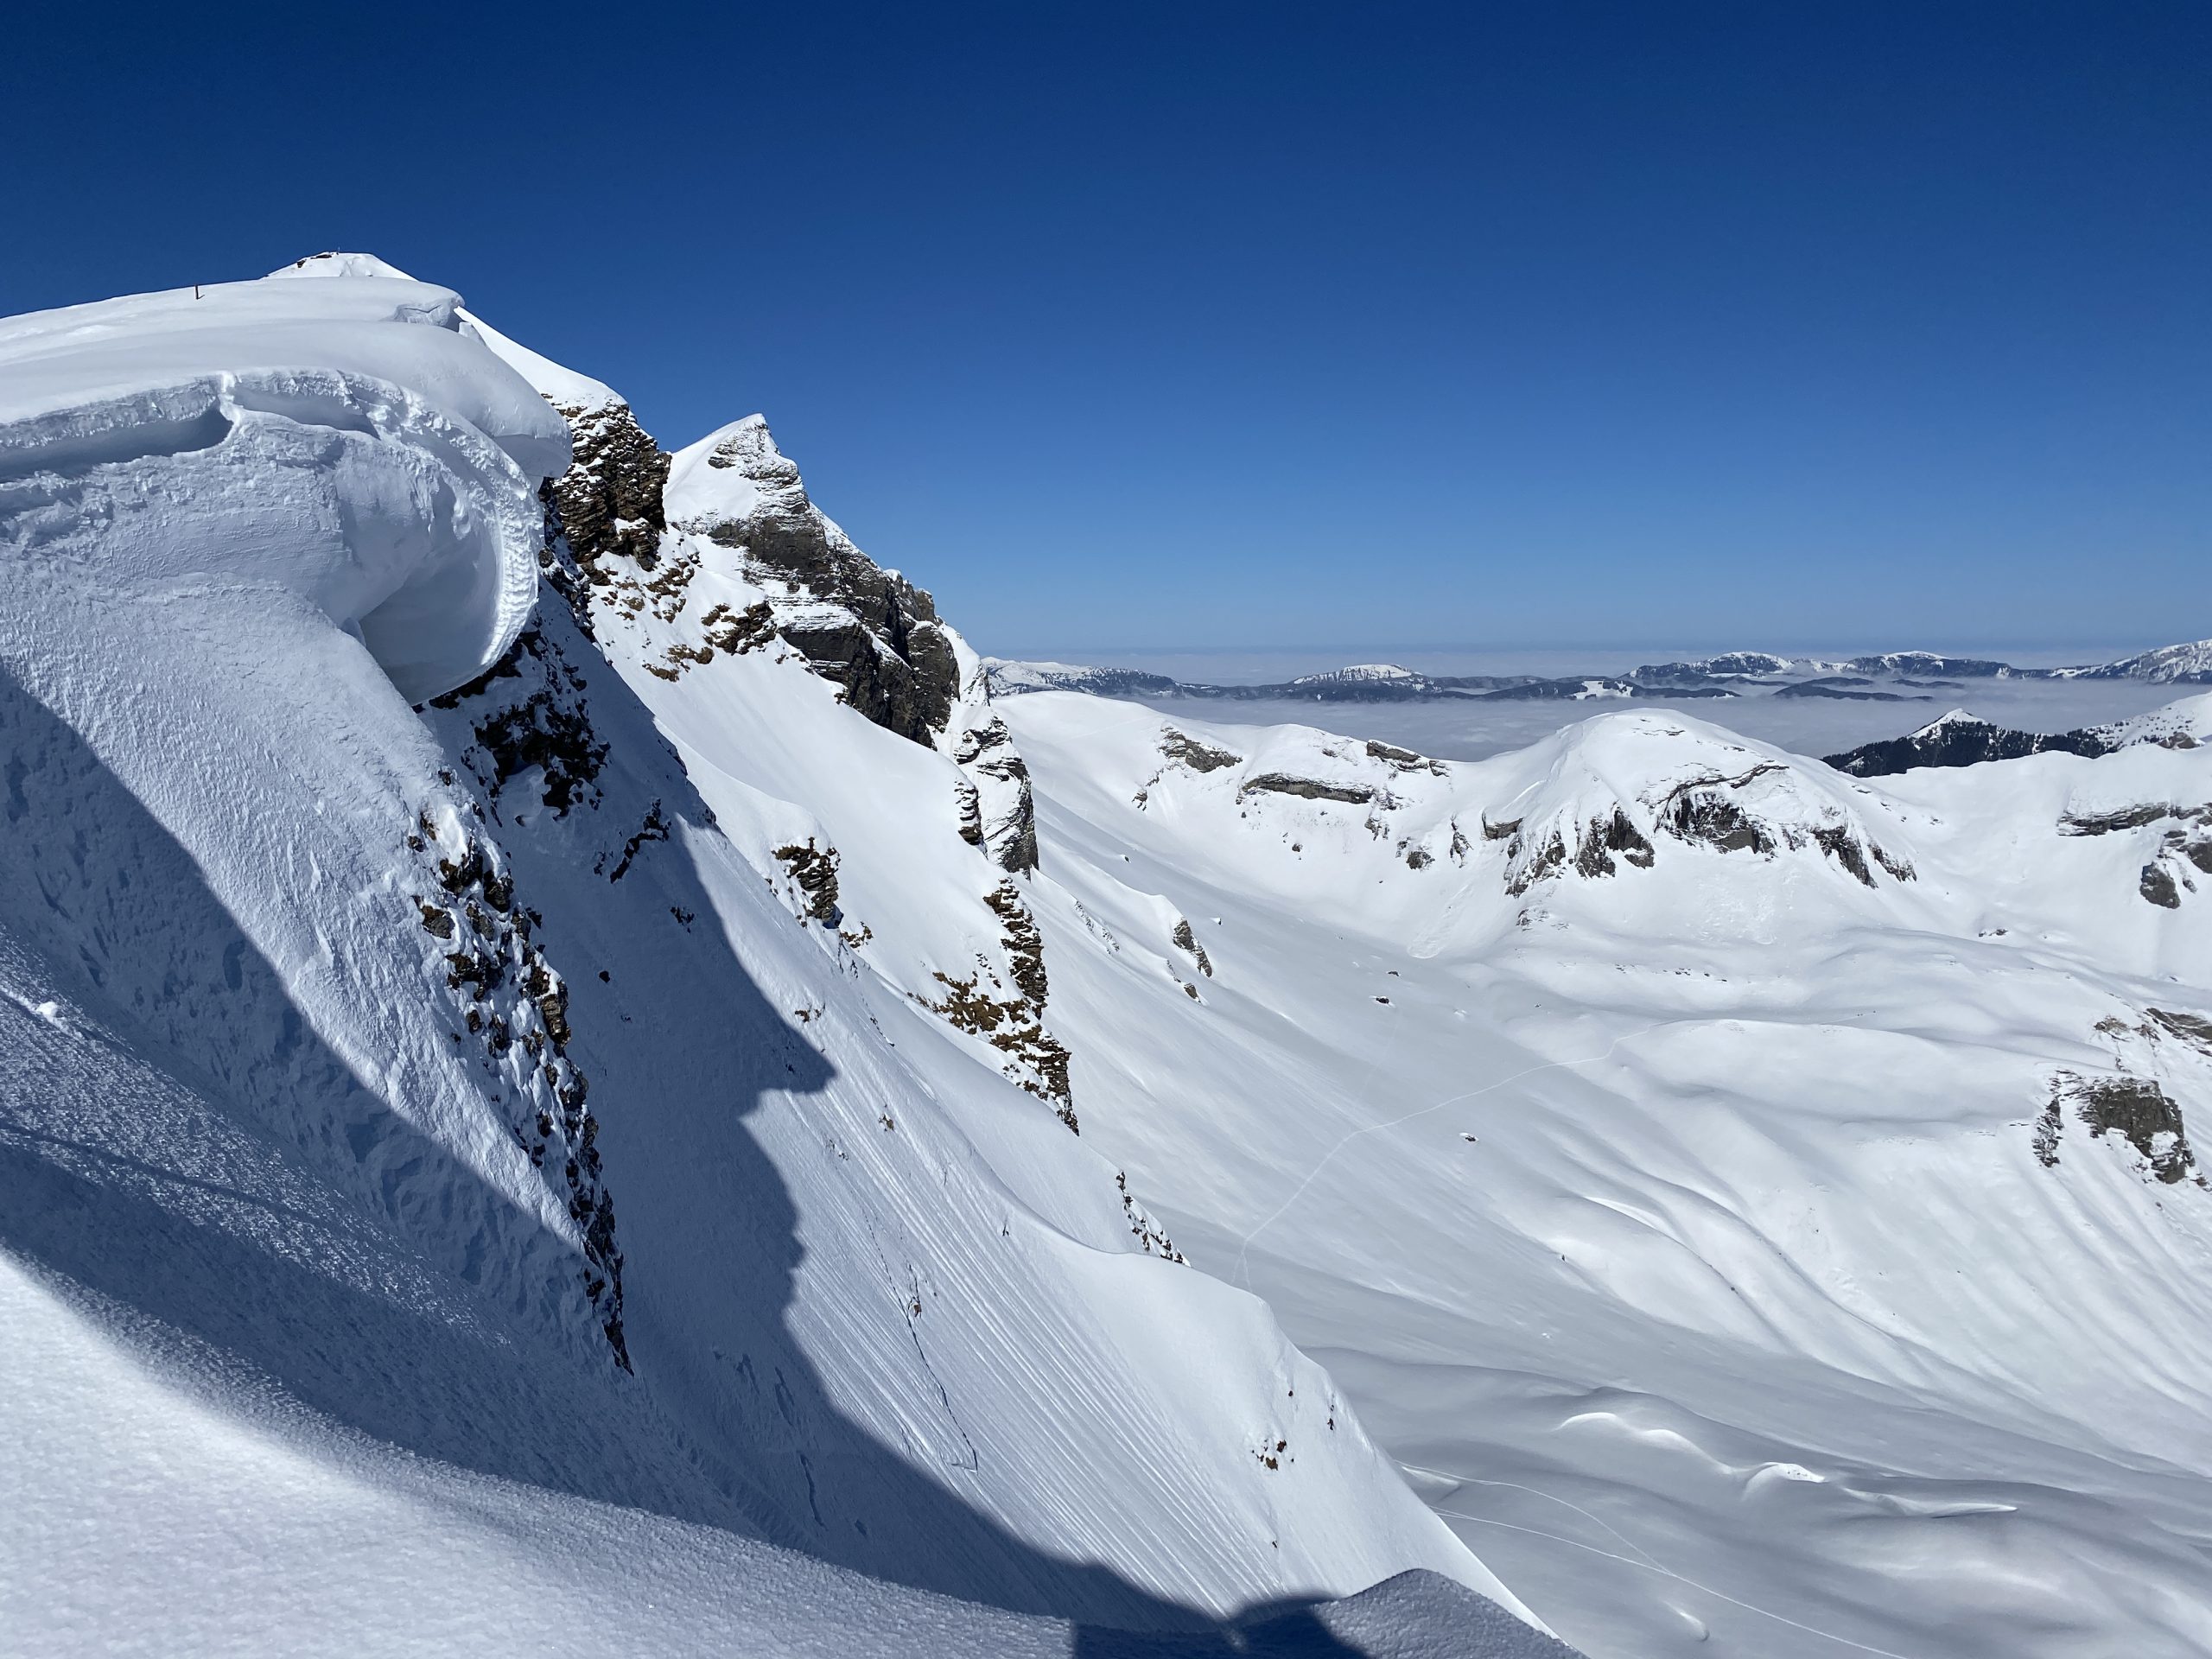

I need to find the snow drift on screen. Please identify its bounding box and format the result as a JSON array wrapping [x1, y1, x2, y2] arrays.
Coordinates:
[[1001, 688, 2212, 1657], [0, 259, 1560, 1656]]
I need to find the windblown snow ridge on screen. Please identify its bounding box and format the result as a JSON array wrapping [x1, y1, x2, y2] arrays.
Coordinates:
[[0, 257, 1563, 1658], [0, 271, 569, 702]]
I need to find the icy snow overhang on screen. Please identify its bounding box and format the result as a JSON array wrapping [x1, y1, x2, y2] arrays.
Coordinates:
[[0, 266, 570, 702]]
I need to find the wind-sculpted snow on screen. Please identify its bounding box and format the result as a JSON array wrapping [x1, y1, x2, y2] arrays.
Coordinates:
[[0, 270, 567, 702], [1003, 688, 2212, 1658], [0, 262, 1557, 1656]]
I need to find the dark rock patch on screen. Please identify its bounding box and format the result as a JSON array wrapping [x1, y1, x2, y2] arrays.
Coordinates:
[[1240, 772, 1375, 805], [1829, 718, 2113, 778], [772, 838, 842, 925], [687, 421, 957, 746], [546, 397, 669, 577], [2046, 1072, 2197, 1184], [1159, 729, 1242, 772]]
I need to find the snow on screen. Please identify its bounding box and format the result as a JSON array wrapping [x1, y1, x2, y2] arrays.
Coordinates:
[[0, 266, 567, 702], [22, 251, 2206, 1659], [1293, 664, 1420, 684], [2065, 637, 2212, 683], [999, 689, 2212, 1657], [0, 263, 1557, 1657], [664, 413, 791, 528], [2096, 690, 2212, 747]]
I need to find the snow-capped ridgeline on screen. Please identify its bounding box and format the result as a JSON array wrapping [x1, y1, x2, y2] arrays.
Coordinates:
[[986, 639, 2212, 706], [0, 265, 564, 702], [0, 257, 1563, 1656], [9, 250, 2210, 1659], [1827, 690, 2212, 778], [998, 686, 2212, 1656]]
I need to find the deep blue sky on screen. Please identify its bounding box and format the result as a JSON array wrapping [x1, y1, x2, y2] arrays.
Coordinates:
[[5, 3, 2206, 658]]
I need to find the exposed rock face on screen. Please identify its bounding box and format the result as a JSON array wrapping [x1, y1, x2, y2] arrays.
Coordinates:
[[408, 805, 627, 1370], [2058, 802, 2212, 906], [429, 598, 608, 818], [1160, 729, 1242, 772], [2040, 1071, 2199, 1184], [1170, 918, 1213, 977], [1365, 739, 1446, 775], [925, 881, 1074, 1129], [1503, 808, 1657, 894], [772, 839, 842, 924], [1240, 772, 1376, 804], [546, 397, 671, 578], [681, 417, 960, 746], [1493, 730, 1915, 899], [953, 717, 1039, 874]]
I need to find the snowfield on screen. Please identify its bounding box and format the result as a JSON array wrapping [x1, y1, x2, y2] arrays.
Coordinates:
[[6, 254, 2207, 1659], [997, 691, 2212, 1657], [0, 261, 1560, 1656]]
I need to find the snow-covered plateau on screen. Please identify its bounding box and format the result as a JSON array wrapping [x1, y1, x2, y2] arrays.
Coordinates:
[[3, 256, 2207, 1658]]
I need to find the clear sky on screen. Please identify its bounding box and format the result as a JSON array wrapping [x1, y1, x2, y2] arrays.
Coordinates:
[[5, 3, 2206, 658]]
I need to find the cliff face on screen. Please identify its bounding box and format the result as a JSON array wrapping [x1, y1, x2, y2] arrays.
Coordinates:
[[547, 396, 672, 581], [671, 416, 962, 746]]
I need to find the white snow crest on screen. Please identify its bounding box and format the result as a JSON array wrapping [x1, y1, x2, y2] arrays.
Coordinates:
[[0, 266, 570, 702]]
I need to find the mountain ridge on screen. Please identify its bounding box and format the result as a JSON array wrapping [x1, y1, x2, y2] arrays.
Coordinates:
[[986, 639, 2212, 706]]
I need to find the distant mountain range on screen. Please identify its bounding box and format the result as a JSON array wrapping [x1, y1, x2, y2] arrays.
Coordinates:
[[984, 641, 2212, 706], [1824, 696, 2212, 777]]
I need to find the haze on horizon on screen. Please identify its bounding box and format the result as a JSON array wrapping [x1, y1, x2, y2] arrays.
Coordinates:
[[5, 3, 2204, 657]]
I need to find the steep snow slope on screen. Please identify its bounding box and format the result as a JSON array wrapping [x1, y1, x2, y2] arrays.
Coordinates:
[[1001, 692, 2212, 1659], [0, 263, 1558, 1655]]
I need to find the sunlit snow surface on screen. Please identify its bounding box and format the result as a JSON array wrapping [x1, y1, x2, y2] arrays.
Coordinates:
[[1001, 692, 2212, 1658], [0, 266, 1560, 1656], [1103, 677, 2197, 766]]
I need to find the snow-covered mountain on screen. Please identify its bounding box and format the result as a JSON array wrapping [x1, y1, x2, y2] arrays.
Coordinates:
[[1826, 695, 2212, 777], [2060, 638, 2212, 683], [9, 252, 2211, 1659], [997, 693, 2212, 1656], [0, 257, 1561, 1656], [988, 640, 2212, 705], [985, 658, 1543, 702]]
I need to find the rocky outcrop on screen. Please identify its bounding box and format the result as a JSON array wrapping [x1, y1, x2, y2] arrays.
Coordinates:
[[1503, 808, 1657, 894], [953, 717, 1039, 874], [2038, 1071, 2199, 1185], [1160, 729, 1243, 772], [408, 814, 627, 1368], [924, 881, 1074, 1129], [1170, 918, 1213, 977], [546, 397, 670, 579], [677, 418, 961, 746], [772, 839, 842, 924], [430, 619, 608, 817], [2058, 802, 2212, 907], [1364, 739, 1446, 775], [1240, 772, 1376, 805], [1491, 724, 1916, 899]]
